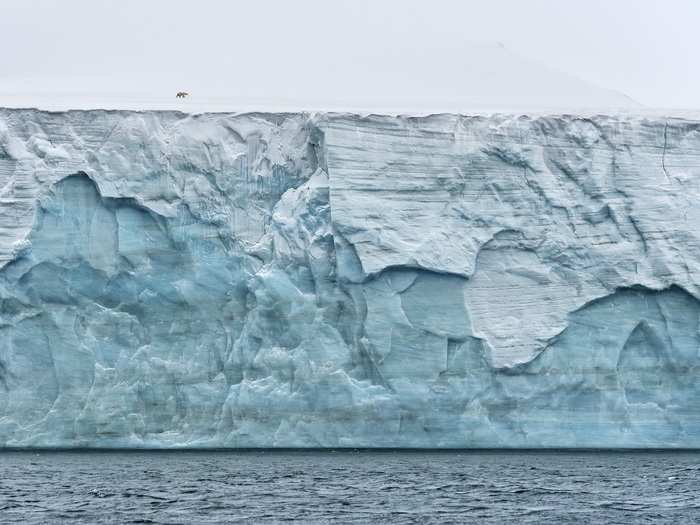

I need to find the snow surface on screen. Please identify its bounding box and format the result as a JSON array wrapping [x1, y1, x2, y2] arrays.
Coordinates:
[[0, 43, 643, 115], [0, 108, 699, 448]]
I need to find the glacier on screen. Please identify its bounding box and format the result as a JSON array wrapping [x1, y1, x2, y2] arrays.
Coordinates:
[[0, 107, 699, 448]]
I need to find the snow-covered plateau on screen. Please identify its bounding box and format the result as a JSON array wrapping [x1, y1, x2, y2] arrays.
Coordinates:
[[0, 108, 699, 448]]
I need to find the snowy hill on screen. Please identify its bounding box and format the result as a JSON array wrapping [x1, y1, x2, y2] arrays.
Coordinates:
[[0, 43, 641, 114]]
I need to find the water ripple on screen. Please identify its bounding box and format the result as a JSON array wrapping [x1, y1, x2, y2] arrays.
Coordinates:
[[0, 451, 698, 524]]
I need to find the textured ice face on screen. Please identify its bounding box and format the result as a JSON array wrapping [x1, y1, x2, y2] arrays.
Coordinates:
[[324, 114, 700, 365], [0, 109, 699, 448]]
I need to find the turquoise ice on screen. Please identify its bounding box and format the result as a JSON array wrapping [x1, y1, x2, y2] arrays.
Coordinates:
[[0, 109, 699, 447]]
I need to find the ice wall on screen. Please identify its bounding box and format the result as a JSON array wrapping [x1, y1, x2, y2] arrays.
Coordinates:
[[0, 108, 699, 448]]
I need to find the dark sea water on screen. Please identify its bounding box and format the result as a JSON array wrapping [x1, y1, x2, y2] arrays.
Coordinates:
[[1, 450, 699, 524]]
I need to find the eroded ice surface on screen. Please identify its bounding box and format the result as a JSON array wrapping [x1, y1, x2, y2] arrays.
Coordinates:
[[0, 108, 699, 448]]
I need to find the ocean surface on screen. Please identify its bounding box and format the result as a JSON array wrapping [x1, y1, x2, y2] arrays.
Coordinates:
[[1, 450, 698, 524]]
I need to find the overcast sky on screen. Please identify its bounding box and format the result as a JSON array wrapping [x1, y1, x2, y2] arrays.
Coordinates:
[[1, 0, 697, 111]]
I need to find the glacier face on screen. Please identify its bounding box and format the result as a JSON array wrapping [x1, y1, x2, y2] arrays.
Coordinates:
[[0, 108, 699, 448]]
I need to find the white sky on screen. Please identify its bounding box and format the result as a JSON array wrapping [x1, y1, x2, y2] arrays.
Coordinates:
[[0, 0, 697, 112]]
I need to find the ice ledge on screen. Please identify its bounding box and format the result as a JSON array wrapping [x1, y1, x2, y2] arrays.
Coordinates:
[[0, 108, 699, 448]]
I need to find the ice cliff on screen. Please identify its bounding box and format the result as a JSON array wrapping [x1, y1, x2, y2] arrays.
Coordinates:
[[0, 108, 699, 448]]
